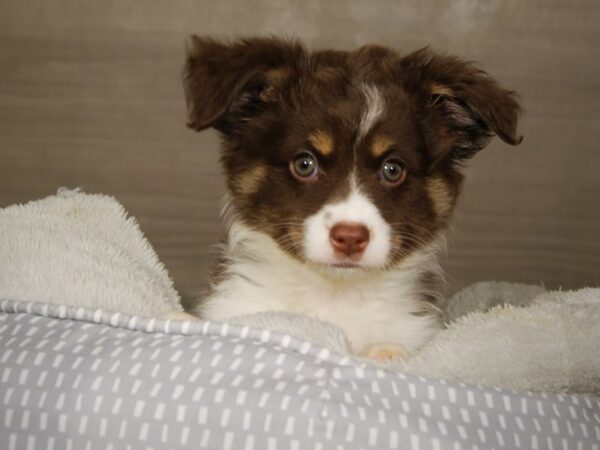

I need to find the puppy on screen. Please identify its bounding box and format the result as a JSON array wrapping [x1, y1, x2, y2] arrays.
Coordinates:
[[183, 37, 521, 360]]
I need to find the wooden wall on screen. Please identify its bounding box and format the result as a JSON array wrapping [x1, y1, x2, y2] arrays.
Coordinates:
[[1, 0, 599, 300]]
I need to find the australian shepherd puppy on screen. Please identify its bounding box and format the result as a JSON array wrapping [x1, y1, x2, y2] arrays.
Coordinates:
[[183, 37, 521, 360]]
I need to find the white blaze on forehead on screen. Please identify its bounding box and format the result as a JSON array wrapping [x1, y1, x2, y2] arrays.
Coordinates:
[[357, 84, 385, 144], [303, 85, 390, 267], [303, 185, 391, 267]]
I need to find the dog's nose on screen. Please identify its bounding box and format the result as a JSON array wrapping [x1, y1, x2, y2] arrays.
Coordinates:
[[329, 223, 370, 258]]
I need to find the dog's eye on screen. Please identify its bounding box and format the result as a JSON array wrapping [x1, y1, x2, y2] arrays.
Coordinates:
[[380, 158, 407, 186], [290, 152, 319, 182]]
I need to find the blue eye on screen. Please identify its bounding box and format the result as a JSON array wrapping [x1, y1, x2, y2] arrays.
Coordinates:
[[381, 158, 407, 186], [290, 151, 319, 182]]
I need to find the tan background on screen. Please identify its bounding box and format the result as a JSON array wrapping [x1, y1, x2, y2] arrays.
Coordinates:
[[1, 0, 599, 302]]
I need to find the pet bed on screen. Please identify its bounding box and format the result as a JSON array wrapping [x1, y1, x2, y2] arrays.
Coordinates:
[[0, 189, 599, 449]]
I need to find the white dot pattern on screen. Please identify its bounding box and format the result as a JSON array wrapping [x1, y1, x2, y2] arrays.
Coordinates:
[[0, 300, 599, 449]]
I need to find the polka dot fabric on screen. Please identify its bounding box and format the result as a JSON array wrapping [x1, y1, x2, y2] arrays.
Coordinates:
[[1, 301, 599, 450]]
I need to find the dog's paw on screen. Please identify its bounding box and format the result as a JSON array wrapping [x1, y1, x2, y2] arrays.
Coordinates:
[[162, 311, 199, 321], [360, 343, 410, 361]]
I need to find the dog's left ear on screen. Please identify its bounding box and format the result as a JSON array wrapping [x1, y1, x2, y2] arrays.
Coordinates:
[[398, 49, 522, 167], [183, 36, 303, 133]]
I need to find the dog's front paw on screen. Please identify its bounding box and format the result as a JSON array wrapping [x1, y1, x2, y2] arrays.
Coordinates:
[[360, 343, 410, 361], [162, 311, 199, 321]]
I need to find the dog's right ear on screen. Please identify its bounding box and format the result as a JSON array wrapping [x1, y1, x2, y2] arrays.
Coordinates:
[[397, 48, 522, 168], [183, 36, 303, 133]]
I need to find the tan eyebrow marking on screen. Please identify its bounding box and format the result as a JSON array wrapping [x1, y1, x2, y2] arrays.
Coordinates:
[[308, 130, 334, 156], [431, 83, 455, 98], [426, 175, 455, 219], [234, 164, 267, 196], [371, 135, 394, 158]]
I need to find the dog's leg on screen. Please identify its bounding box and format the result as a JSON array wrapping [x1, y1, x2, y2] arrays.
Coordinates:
[[162, 311, 200, 321], [360, 343, 411, 361]]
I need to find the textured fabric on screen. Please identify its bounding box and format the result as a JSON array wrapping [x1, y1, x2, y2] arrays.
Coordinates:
[[228, 283, 600, 395], [1, 301, 599, 450], [0, 188, 182, 317], [398, 282, 600, 394]]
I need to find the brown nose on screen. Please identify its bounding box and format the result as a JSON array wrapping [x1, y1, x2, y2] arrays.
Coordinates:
[[329, 223, 370, 258]]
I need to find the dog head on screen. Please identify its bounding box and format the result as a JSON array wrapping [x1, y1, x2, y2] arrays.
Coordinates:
[[183, 37, 521, 270]]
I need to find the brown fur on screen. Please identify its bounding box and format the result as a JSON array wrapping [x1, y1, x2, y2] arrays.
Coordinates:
[[183, 37, 522, 268]]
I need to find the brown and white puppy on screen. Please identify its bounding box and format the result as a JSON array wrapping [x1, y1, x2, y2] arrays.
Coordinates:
[[183, 37, 521, 360]]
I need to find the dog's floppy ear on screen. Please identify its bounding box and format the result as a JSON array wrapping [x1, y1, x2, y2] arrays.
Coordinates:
[[183, 36, 303, 133], [398, 48, 522, 166]]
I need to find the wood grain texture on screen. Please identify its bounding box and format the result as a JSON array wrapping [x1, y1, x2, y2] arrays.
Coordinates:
[[1, 0, 599, 298]]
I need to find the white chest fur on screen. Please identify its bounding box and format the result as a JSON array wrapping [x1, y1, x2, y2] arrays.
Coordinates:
[[196, 222, 442, 354]]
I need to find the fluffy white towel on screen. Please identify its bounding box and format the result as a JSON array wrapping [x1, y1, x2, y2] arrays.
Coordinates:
[[401, 282, 600, 394], [0, 189, 182, 317], [228, 283, 600, 394], [1, 190, 598, 394]]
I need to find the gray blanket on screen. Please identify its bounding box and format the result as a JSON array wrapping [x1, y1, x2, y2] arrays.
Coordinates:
[[1, 301, 598, 450]]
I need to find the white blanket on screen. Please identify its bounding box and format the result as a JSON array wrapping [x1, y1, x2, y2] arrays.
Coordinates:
[[1, 189, 598, 394], [0, 188, 182, 317]]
